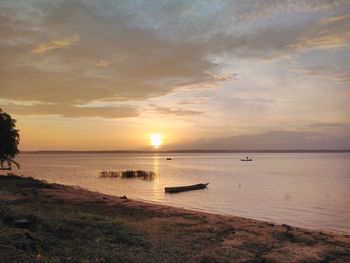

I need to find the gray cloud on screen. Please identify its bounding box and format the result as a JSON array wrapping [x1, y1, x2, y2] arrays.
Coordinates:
[[150, 106, 202, 116], [0, 0, 350, 119], [176, 96, 210, 106], [2, 103, 138, 118], [309, 122, 346, 128], [171, 131, 350, 150], [290, 67, 350, 83], [0, 1, 217, 107]]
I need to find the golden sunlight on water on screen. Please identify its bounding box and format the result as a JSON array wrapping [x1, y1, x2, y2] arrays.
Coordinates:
[[153, 154, 159, 177], [151, 154, 162, 201]]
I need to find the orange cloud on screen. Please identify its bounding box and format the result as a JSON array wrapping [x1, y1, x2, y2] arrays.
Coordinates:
[[320, 13, 350, 25], [32, 34, 80, 54], [290, 33, 350, 50], [3, 103, 138, 119], [96, 60, 112, 67]]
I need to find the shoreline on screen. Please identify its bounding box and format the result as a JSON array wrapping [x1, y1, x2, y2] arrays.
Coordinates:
[[96, 194, 350, 236], [119, 197, 349, 236], [1, 173, 350, 262], [27, 177, 350, 235]]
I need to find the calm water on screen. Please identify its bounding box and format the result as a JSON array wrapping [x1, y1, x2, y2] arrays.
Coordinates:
[[15, 152, 350, 233]]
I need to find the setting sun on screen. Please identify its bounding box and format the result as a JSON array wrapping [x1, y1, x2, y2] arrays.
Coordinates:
[[150, 134, 163, 148]]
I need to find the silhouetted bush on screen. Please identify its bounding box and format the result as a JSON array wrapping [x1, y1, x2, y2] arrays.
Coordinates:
[[0, 108, 20, 169]]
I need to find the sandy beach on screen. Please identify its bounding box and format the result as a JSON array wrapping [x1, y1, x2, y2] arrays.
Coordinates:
[[1, 174, 350, 263]]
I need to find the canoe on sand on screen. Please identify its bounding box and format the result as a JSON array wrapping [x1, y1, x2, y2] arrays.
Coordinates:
[[165, 183, 209, 193]]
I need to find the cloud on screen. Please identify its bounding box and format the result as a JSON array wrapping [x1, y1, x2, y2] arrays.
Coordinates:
[[32, 34, 80, 54], [319, 13, 350, 24], [0, 0, 349, 119], [290, 67, 350, 82], [208, 72, 237, 81], [230, 0, 347, 23], [3, 103, 138, 118], [309, 122, 345, 128], [290, 10, 350, 51], [150, 106, 203, 116], [95, 60, 112, 68], [209, 2, 350, 56], [177, 96, 210, 106], [290, 33, 350, 50], [0, 1, 219, 105], [171, 131, 350, 150]]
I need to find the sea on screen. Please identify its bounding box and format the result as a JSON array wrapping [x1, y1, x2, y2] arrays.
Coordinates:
[[15, 152, 350, 233]]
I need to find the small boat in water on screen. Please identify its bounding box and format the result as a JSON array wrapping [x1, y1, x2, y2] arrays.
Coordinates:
[[166, 158, 172, 160], [241, 157, 253, 161], [165, 183, 209, 193]]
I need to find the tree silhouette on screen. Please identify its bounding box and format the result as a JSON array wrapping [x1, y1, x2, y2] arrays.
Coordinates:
[[0, 108, 20, 170]]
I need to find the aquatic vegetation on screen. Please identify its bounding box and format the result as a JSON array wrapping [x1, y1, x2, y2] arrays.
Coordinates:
[[99, 171, 120, 178], [99, 170, 156, 180]]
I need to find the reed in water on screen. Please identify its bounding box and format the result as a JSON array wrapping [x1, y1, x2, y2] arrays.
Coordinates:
[[100, 170, 156, 180]]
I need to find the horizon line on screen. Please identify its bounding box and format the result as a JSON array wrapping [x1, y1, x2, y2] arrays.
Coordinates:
[[20, 149, 350, 154]]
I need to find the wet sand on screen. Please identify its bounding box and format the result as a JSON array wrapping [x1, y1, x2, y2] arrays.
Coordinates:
[[1, 174, 350, 262]]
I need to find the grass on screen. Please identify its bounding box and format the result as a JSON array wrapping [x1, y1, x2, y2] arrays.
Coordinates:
[[0, 175, 152, 262]]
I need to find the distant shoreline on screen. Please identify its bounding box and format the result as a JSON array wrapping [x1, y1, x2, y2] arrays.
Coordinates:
[[21, 149, 350, 154]]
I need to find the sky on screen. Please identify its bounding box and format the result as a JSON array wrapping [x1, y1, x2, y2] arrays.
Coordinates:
[[0, 0, 350, 150]]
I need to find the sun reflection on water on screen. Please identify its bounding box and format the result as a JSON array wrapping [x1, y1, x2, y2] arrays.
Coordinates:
[[151, 154, 162, 200]]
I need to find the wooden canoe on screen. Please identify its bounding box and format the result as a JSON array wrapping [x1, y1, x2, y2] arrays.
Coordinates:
[[165, 183, 209, 193]]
